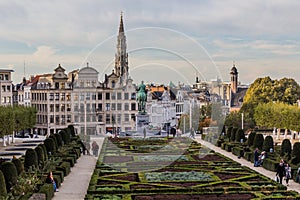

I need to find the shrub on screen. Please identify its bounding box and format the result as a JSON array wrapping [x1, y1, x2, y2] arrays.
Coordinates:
[[291, 142, 300, 165], [262, 135, 274, 152], [39, 183, 54, 200], [235, 129, 245, 143], [230, 127, 238, 142], [247, 131, 256, 147], [12, 156, 24, 175], [38, 144, 48, 161], [49, 134, 58, 151], [0, 162, 18, 192], [60, 129, 70, 145], [253, 133, 264, 150], [281, 139, 292, 157], [44, 138, 57, 155], [55, 133, 63, 147], [0, 170, 7, 198], [68, 124, 76, 136], [35, 145, 45, 168], [24, 149, 38, 171], [226, 127, 233, 140]]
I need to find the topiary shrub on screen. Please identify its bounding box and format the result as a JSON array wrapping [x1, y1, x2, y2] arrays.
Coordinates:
[[281, 138, 292, 157], [230, 127, 238, 142], [68, 124, 76, 136], [235, 129, 245, 143], [38, 144, 48, 161], [12, 156, 24, 175], [49, 134, 58, 151], [39, 183, 54, 200], [44, 138, 57, 155], [0, 162, 18, 192], [247, 131, 256, 147], [226, 127, 233, 140], [24, 148, 38, 171], [253, 133, 264, 150], [60, 129, 70, 145], [262, 135, 274, 152], [35, 145, 45, 168], [291, 142, 300, 165], [0, 170, 7, 198], [54, 133, 63, 147]]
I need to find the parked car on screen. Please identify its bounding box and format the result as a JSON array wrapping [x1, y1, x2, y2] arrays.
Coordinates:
[[15, 130, 30, 138]]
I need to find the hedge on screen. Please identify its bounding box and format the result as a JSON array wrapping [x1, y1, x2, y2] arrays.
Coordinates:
[[247, 131, 256, 147], [0, 170, 7, 198], [44, 138, 56, 155], [291, 142, 300, 165], [38, 183, 54, 200], [262, 158, 278, 172], [253, 134, 264, 150], [262, 135, 274, 152], [281, 139, 292, 157], [24, 148, 38, 171], [0, 161, 18, 192], [35, 145, 45, 168], [12, 156, 24, 175]]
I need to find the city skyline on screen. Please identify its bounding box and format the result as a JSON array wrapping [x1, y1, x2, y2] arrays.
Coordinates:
[[1, 1, 300, 85]]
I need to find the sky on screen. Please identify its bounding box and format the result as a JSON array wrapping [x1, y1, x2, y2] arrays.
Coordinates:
[[1, 0, 300, 86]]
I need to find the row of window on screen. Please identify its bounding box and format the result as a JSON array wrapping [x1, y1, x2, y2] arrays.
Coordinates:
[[0, 74, 9, 81], [1, 85, 11, 92], [73, 113, 135, 123], [1, 96, 11, 104]]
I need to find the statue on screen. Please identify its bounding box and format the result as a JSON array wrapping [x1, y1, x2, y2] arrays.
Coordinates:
[[136, 81, 147, 113]]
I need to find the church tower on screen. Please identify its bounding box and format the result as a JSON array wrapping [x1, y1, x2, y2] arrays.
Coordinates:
[[115, 12, 129, 85], [230, 63, 238, 93]]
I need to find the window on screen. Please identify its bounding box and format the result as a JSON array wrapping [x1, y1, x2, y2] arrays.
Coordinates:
[[55, 93, 59, 100], [74, 93, 78, 101], [97, 103, 102, 111], [98, 114, 103, 122], [7, 85, 10, 92], [67, 115, 71, 123], [80, 94, 84, 101], [124, 103, 129, 110], [124, 114, 129, 122], [86, 103, 91, 112], [80, 103, 84, 112], [131, 103, 136, 110], [106, 103, 110, 111], [61, 93, 65, 101], [1, 86, 5, 92], [55, 104, 59, 112], [124, 93, 129, 100], [117, 103, 122, 110], [117, 92, 122, 100], [98, 93, 102, 100], [87, 81, 90, 87], [74, 104, 78, 112], [61, 104, 65, 112], [50, 104, 54, 112], [4, 74, 8, 80], [49, 93, 54, 101], [117, 114, 121, 123], [66, 93, 71, 101], [111, 92, 116, 100], [86, 93, 90, 100], [0, 75, 3, 80], [111, 81, 115, 88], [106, 93, 110, 100], [111, 103, 116, 110], [106, 114, 110, 123], [92, 103, 96, 112], [131, 93, 136, 100], [92, 93, 96, 100], [80, 80, 84, 87]]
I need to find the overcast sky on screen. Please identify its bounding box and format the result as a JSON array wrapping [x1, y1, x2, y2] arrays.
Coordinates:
[[1, 0, 300, 85]]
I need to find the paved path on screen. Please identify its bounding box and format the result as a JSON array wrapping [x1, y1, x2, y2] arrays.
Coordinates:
[[52, 137, 104, 200], [194, 136, 300, 194]]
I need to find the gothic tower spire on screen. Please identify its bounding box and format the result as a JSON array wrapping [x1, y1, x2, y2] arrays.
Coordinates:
[[115, 12, 128, 85]]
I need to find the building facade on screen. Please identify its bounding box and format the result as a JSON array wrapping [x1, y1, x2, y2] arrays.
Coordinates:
[[0, 69, 14, 106]]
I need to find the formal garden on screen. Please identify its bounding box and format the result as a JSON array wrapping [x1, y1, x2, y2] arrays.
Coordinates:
[[85, 136, 300, 200], [0, 125, 84, 200]]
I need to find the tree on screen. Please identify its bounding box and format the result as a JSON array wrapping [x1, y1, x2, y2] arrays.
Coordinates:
[[235, 129, 245, 143], [0, 106, 15, 145], [253, 133, 264, 150], [281, 139, 292, 158], [291, 142, 300, 165], [247, 131, 256, 147], [262, 135, 274, 152]]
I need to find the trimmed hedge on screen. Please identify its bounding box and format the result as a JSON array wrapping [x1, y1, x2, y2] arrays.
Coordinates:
[[44, 138, 56, 155], [24, 148, 38, 171], [235, 129, 245, 143], [262, 158, 278, 172], [291, 142, 300, 165], [253, 134, 264, 150], [226, 127, 233, 140], [12, 156, 24, 175], [54, 133, 63, 147], [281, 139, 292, 157], [262, 135, 274, 152], [247, 131, 256, 147], [38, 183, 54, 200], [35, 145, 45, 168], [0, 161, 18, 192], [230, 127, 238, 142], [0, 170, 7, 198]]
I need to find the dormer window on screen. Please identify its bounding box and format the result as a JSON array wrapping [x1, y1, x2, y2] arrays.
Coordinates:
[[112, 81, 115, 88]]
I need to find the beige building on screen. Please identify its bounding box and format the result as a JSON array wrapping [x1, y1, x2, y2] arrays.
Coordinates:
[[0, 69, 14, 106]]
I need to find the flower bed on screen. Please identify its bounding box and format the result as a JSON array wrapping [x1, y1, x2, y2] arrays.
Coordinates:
[[85, 137, 300, 200]]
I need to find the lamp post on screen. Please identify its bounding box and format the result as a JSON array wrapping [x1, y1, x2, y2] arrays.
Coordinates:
[[84, 100, 87, 136], [241, 112, 244, 130]]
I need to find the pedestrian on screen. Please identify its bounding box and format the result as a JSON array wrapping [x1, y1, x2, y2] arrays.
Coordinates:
[[92, 141, 99, 157], [45, 171, 58, 192], [285, 163, 292, 186], [276, 159, 286, 184], [253, 148, 259, 167], [257, 151, 266, 166], [296, 167, 300, 183]]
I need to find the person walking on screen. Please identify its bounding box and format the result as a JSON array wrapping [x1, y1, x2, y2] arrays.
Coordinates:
[[253, 148, 259, 167], [276, 159, 286, 184], [285, 163, 292, 186]]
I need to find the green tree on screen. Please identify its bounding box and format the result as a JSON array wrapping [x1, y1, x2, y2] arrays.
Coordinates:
[[281, 139, 292, 158], [0, 106, 15, 144], [262, 135, 274, 152], [291, 142, 300, 165], [247, 131, 256, 147], [0, 170, 7, 198], [253, 133, 264, 150]]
